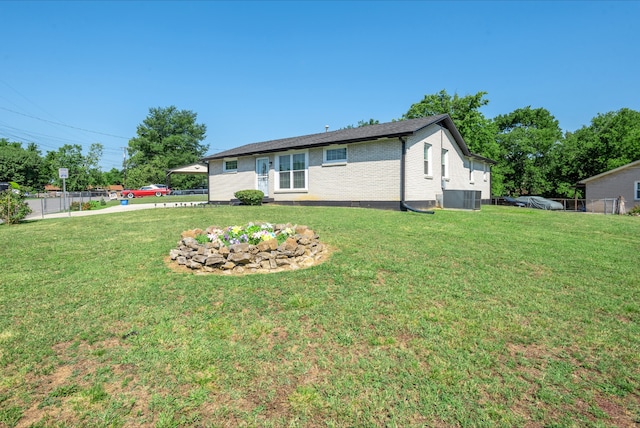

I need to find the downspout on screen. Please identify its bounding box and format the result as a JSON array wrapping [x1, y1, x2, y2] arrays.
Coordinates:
[[400, 137, 435, 214]]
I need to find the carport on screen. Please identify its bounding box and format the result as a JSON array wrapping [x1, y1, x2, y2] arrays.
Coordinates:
[[166, 162, 208, 193]]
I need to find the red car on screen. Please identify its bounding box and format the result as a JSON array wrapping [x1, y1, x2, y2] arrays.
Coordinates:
[[121, 185, 171, 198]]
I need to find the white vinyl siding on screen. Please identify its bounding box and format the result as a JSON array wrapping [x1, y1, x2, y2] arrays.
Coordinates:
[[276, 151, 308, 191]]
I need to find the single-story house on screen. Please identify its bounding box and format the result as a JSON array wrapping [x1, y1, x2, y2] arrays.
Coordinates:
[[201, 114, 494, 210], [578, 159, 640, 213]]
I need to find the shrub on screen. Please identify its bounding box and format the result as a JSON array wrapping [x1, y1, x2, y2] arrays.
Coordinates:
[[627, 204, 640, 216], [0, 189, 32, 225], [234, 190, 264, 206], [71, 200, 101, 211]]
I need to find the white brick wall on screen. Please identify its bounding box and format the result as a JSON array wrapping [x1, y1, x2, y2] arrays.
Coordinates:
[[302, 140, 401, 201], [208, 157, 258, 200], [207, 123, 492, 203], [404, 124, 492, 201]]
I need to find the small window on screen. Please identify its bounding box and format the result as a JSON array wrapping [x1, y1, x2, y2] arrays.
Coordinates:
[[635, 181, 640, 200], [324, 146, 347, 164], [424, 143, 432, 176], [441, 149, 449, 179], [483, 163, 488, 181], [469, 160, 474, 183], [223, 158, 238, 173]]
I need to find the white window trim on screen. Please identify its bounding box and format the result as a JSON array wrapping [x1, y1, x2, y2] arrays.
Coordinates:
[[635, 181, 640, 200], [222, 157, 238, 173], [275, 150, 308, 192], [424, 143, 433, 178], [441, 149, 449, 180], [323, 145, 347, 166]]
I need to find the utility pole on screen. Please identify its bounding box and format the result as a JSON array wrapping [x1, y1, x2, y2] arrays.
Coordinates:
[[121, 147, 127, 189]]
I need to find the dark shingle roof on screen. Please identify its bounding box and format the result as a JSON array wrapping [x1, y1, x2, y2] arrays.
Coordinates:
[[203, 114, 484, 161]]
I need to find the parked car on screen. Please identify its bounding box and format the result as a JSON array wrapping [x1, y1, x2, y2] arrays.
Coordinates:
[[514, 196, 564, 210], [171, 187, 208, 195], [121, 185, 171, 198], [502, 196, 527, 207]]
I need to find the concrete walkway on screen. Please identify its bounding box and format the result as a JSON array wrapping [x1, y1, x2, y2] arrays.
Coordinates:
[[26, 201, 208, 220]]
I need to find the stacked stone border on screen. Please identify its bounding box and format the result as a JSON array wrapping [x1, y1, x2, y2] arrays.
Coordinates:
[[169, 223, 329, 275]]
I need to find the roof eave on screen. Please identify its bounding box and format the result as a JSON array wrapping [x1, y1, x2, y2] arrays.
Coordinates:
[[202, 131, 418, 161], [578, 159, 640, 184]]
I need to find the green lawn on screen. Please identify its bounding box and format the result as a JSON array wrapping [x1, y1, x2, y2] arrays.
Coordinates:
[[1, 205, 638, 427]]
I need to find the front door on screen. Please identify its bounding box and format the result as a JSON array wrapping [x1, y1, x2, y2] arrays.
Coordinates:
[[256, 157, 269, 197]]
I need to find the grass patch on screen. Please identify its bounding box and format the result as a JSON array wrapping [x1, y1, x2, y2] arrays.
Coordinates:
[[1, 205, 638, 426]]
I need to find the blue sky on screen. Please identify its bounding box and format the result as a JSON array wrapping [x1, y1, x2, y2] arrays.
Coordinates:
[[1, 1, 639, 170]]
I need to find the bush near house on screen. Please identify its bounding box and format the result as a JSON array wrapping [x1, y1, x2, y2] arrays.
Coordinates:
[[234, 189, 264, 205]]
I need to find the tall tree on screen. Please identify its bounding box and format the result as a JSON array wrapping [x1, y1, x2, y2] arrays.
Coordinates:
[[43, 143, 104, 191], [0, 139, 46, 190], [102, 168, 124, 186], [551, 108, 640, 197], [494, 107, 562, 196], [403, 89, 500, 160], [126, 106, 207, 189], [403, 89, 502, 194]]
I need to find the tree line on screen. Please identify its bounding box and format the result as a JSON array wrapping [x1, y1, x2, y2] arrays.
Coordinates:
[[0, 106, 208, 192], [397, 90, 640, 197], [2, 95, 639, 197]]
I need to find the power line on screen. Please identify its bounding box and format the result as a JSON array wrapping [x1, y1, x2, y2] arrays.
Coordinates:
[[0, 106, 129, 139]]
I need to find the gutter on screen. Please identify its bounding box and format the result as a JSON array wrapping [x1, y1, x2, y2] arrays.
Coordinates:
[[400, 137, 435, 214]]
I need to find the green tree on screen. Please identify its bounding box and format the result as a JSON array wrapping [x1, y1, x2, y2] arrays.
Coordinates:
[[44, 143, 104, 191], [403, 89, 503, 194], [494, 107, 563, 196], [126, 106, 207, 189], [343, 119, 380, 129], [551, 108, 640, 197], [102, 168, 124, 185], [0, 139, 46, 190], [403, 89, 500, 160]]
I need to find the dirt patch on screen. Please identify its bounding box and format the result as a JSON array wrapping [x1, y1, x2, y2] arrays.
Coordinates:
[[14, 338, 157, 428]]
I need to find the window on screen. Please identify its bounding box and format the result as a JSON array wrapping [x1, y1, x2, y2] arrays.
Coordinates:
[[635, 181, 640, 200], [483, 163, 488, 181], [423, 143, 432, 176], [277, 152, 307, 190], [223, 158, 238, 173], [324, 146, 347, 164], [469, 160, 474, 183], [441, 149, 449, 179]]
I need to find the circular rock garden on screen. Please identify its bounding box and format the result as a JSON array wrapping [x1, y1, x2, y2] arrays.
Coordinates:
[[168, 222, 330, 275]]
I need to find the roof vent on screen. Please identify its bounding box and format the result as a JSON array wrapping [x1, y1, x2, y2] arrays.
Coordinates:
[[325, 125, 329, 133]]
